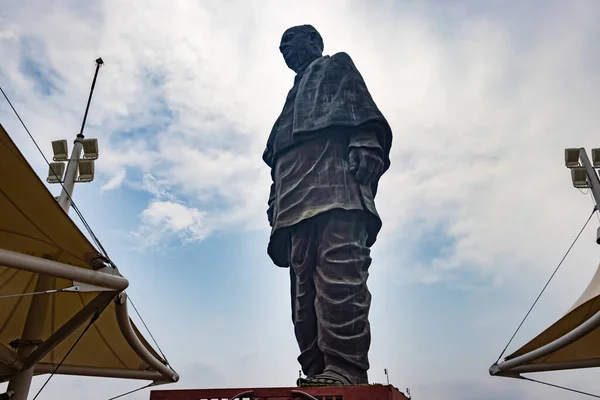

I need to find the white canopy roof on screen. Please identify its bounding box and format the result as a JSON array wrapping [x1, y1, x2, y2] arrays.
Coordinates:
[[0, 123, 178, 384], [491, 261, 600, 376]]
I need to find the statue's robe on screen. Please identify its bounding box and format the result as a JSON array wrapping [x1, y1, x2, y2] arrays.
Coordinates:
[[262, 52, 393, 383], [263, 52, 393, 267]]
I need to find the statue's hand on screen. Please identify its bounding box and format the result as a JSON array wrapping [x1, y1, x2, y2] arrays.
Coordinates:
[[348, 147, 384, 185], [267, 181, 275, 227], [267, 205, 274, 227]]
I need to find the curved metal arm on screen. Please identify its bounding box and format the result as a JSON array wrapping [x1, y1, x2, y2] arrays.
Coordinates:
[[0, 345, 22, 371], [114, 293, 179, 383], [290, 390, 319, 400], [228, 390, 253, 400], [226, 389, 319, 399], [490, 307, 600, 375], [0, 249, 128, 291]]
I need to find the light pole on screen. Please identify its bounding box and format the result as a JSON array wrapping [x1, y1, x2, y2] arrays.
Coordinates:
[[48, 135, 98, 212], [7, 58, 103, 400], [49, 58, 102, 213], [564, 148, 600, 244]]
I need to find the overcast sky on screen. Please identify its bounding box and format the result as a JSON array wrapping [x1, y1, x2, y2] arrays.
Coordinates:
[[2, 0, 600, 399]]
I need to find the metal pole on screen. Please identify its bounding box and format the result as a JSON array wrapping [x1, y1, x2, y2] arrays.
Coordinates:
[[8, 158, 78, 398], [7, 172, 76, 398], [8, 143, 79, 397], [78, 58, 103, 140], [6, 275, 56, 400], [7, 58, 103, 399], [579, 148, 600, 206], [56, 58, 102, 214], [56, 138, 83, 213]]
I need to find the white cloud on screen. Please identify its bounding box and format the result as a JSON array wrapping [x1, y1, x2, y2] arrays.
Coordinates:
[[132, 199, 208, 250], [101, 167, 126, 191], [140, 172, 176, 201]]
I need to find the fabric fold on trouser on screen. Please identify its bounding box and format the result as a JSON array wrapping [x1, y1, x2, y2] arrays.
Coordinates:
[[289, 209, 372, 384]]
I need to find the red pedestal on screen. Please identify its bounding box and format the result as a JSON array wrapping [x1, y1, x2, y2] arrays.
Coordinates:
[[150, 385, 409, 400]]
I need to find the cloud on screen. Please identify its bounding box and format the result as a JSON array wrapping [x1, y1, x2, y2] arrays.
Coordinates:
[[140, 173, 176, 201], [101, 167, 126, 191], [18, 37, 63, 97], [125, 173, 210, 250], [132, 199, 208, 250]]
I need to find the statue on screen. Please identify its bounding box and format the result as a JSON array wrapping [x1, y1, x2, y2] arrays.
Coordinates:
[[262, 25, 392, 386]]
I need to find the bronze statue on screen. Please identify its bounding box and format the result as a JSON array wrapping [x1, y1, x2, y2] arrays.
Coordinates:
[[262, 25, 392, 386]]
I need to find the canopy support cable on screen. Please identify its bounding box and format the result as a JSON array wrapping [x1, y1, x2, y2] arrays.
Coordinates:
[[126, 294, 169, 365], [107, 383, 154, 400], [588, 190, 600, 225], [0, 288, 76, 300], [494, 207, 596, 364], [522, 376, 600, 398]]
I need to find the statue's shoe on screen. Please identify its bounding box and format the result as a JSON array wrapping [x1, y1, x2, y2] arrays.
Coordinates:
[[297, 369, 354, 387]]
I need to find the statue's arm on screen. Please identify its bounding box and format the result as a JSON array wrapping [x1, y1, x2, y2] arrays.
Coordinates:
[[348, 125, 385, 185], [331, 52, 388, 158], [330, 52, 392, 184], [348, 130, 383, 154]]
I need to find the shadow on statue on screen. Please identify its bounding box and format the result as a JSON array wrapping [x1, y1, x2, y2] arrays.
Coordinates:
[[262, 25, 393, 387]]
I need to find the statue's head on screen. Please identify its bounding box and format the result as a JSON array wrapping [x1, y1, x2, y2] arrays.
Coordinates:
[[279, 25, 324, 73]]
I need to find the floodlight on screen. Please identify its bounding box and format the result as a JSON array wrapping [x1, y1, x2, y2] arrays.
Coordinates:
[[77, 159, 95, 182], [571, 167, 590, 188], [82, 138, 98, 160], [47, 162, 65, 183], [565, 148, 580, 168], [592, 148, 600, 168], [51, 140, 68, 162]]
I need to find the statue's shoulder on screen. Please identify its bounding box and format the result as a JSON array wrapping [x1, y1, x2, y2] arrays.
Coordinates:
[[331, 51, 353, 61], [329, 52, 357, 70]]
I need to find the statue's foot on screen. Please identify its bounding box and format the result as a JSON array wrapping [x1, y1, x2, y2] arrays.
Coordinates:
[[297, 369, 353, 387]]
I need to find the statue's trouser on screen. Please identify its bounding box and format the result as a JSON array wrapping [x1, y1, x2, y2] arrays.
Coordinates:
[[289, 209, 371, 385]]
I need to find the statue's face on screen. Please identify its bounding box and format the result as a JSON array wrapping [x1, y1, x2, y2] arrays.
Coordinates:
[[279, 26, 321, 72]]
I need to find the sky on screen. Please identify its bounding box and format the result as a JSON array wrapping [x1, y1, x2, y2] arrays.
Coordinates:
[[1, 0, 600, 399]]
